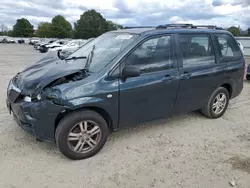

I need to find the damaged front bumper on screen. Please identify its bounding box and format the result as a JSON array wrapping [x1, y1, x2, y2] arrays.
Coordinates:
[[7, 99, 66, 142], [6, 81, 67, 142]]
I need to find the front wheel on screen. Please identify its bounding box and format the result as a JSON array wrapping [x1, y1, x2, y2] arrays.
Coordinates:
[[201, 87, 229, 119], [55, 110, 109, 160]]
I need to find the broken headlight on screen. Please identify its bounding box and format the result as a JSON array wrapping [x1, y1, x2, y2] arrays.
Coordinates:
[[23, 96, 32, 102], [36, 94, 42, 101]]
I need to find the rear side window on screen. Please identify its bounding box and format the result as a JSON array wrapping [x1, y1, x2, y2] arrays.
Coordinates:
[[179, 34, 215, 68], [215, 34, 241, 62]]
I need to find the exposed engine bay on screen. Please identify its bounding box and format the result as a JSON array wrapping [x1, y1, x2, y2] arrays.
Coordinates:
[[47, 70, 89, 88]]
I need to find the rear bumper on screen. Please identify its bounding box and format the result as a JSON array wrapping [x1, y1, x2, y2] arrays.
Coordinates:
[[231, 77, 244, 99], [6, 99, 66, 142], [247, 64, 250, 73]]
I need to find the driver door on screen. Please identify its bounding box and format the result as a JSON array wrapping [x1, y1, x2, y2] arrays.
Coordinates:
[[118, 35, 179, 127]]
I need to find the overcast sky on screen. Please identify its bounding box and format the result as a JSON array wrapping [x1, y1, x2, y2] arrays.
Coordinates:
[[1, 0, 250, 29]]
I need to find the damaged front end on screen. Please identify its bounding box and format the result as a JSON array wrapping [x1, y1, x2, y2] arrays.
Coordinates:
[[10, 50, 91, 100], [6, 52, 92, 142], [36, 69, 91, 106]]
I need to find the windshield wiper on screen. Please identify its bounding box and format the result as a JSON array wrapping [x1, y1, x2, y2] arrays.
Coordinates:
[[84, 45, 95, 70], [65, 56, 87, 61]]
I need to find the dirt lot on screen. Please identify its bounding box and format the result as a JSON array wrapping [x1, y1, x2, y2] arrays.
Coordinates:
[[0, 44, 250, 188]]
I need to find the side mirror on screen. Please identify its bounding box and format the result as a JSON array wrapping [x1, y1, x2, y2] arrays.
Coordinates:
[[57, 50, 69, 60], [122, 66, 140, 78]]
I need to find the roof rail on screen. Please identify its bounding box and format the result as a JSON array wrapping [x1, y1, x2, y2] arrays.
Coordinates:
[[156, 24, 193, 29], [124, 26, 155, 29], [191, 25, 224, 30], [191, 25, 216, 29], [156, 24, 224, 30]]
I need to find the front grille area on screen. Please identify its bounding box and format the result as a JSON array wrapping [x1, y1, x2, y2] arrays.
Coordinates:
[[7, 80, 21, 103], [14, 94, 25, 103]]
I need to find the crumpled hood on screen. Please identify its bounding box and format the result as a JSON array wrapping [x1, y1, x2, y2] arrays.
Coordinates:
[[14, 51, 86, 96]]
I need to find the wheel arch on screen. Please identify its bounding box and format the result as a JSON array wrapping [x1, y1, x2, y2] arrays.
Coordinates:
[[220, 83, 232, 98], [54, 106, 114, 133]]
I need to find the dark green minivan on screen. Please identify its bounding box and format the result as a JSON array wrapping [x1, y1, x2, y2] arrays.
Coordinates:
[[6, 24, 245, 160]]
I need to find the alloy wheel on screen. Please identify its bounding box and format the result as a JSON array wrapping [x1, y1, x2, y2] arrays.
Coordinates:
[[67, 120, 101, 153], [212, 93, 227, 115]]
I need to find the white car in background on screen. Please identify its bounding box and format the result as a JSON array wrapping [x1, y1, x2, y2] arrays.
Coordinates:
[[49, 39, 86, 52], [39, 40, 68, 53], [58, 38, 95, 59], [46, 40, 68, 49]]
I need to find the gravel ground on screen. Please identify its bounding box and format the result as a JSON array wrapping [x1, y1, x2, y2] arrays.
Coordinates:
[[0, 44, 250, 188]]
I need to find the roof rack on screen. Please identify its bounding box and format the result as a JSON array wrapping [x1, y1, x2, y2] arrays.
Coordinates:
[[156, 24, 224, 30]]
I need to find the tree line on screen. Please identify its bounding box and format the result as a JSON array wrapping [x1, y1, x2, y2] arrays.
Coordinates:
[[0, 9, 123, 39], [1, 9, 250, 38], [227, 26, 250, 37]]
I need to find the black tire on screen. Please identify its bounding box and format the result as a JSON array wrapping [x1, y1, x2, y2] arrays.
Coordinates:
[[246, 75, 250, 80], [55, 110, 109, 160], [201, 87, 229, 119]]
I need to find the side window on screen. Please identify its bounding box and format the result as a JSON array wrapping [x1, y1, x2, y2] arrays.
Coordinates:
[[125, 36, 174, 74], [179, 35, 215, 68], [215, 34, 241, 61]]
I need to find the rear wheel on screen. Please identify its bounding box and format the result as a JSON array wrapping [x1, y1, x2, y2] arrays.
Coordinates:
[[246, 75, 250, 80], [55, 110, 109, 160], [201, 87, 229, 118]]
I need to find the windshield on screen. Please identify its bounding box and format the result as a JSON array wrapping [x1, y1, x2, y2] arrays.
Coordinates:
[[68, 32, 138, 72]]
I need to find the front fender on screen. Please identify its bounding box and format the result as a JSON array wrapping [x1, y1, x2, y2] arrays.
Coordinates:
[[46, 74, 120, 130], [67, 96, 119, 130], [68, 96, 105, 109]]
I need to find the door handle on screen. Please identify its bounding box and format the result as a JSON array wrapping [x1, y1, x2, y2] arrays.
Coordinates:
[[180, 72, 191, 80], [162, 75, 174, 83]]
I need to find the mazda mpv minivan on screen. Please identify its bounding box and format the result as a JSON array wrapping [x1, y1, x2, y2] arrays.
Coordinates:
[[6, 24, 245, 160]]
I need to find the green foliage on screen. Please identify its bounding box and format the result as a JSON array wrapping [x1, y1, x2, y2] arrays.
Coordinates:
[[3, 10, 124, 38], [50, 15, 73, 38], [13, 18, 34, 37], [0, 23, 8, 35], [36, 16, 72, 38], [36, 22, 52, 38], [7, 30, 13, 37], [107, 20, 123, 31], [74, 9, 110, 39], [0, 30, 13, 37], [248, 28, 250, 36], [227, 26, 240, 36]]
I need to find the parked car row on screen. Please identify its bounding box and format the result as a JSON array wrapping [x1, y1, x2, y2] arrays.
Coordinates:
[[0, 37, 27, 44], [29, 38, 94, 58], [0, 37, 16, 43]]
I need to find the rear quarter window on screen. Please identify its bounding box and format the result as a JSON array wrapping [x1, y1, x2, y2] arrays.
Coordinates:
[[214, 34, 242, 62]]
